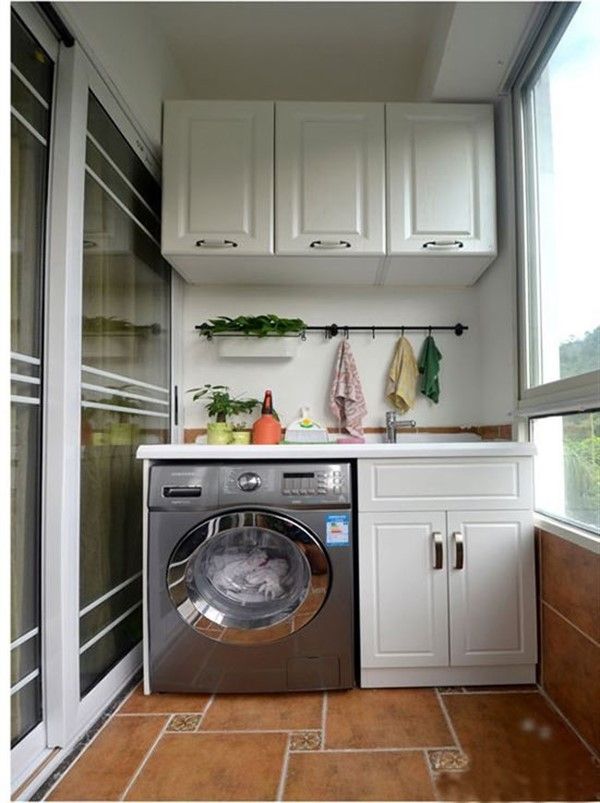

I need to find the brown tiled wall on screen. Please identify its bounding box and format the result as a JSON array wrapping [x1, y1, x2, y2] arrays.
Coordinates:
[[537, 528, 600, 754], [183, 424, 513, 444]]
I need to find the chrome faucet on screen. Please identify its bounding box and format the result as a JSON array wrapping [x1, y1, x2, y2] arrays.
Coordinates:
[[385, 411, 417, 443]]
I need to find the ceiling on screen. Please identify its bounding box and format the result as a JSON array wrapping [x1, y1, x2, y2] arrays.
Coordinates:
[[147, 2, 443, 101]]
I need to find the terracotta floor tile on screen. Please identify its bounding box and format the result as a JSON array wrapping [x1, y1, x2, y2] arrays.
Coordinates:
[[201, 691, 322, 730], [48, 715, 166, 801], [124, 732, 287, 801], [325, 688, 452, 748], [284, 750, 434, 801], [436, 692, 600, 801], [118, 683, 212, 714]]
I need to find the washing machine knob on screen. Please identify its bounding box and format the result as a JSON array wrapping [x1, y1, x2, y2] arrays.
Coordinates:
[[238, 472, 262, 492]]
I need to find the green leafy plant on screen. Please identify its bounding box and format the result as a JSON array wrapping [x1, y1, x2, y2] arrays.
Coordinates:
[[83, 315, 161, 336], [197, 314, 307, 339], [188, 384, 261, 423]]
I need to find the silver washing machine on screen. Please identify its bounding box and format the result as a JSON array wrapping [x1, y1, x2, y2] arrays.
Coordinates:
[[145, 461, 355, 693]]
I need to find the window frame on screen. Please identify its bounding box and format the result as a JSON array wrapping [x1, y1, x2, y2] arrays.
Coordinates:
[[513, 1, 600, 416], [512, 1, 600, 539]]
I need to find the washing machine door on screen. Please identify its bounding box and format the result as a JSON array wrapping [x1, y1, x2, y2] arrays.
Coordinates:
[[167, 509, 331, 645]]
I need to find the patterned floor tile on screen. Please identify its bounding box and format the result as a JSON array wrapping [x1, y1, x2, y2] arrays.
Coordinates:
[[166, 714, 202, 732], [290, 731, 322, 751], [428, 749, 469, 772]]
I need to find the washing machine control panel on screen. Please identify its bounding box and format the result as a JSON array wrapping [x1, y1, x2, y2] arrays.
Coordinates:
[[220, 463, 351, 506]]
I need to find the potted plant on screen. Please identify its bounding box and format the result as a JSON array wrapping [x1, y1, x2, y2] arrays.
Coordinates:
[[196, 314, 308, 359], [188, 384, 260, 444], [231, 421, 252, 445]]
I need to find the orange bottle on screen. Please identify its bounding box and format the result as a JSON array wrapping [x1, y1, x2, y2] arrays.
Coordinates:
[[252, 390, 282, 445]]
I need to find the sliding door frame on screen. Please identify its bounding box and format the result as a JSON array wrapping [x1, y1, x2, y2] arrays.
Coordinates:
[[10, 5, 59, 787], [13, 7, 168, 789]]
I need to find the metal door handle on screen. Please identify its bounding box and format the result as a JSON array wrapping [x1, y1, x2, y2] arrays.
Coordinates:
[[309, 240, 351, 249], [432, 532, 443, 570], [196, 239, 238, 248], [453, 532, 464, 570], [423, 240, 464, 250]]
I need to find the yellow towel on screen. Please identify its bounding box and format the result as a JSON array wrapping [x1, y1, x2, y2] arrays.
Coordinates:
[[386, 336, 418, 413]]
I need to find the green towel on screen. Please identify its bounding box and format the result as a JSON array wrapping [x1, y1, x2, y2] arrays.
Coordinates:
[[419, 335, 442, 403]]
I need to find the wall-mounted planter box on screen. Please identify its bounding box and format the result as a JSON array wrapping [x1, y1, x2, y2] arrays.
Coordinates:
[[214, 335, 300, 359]]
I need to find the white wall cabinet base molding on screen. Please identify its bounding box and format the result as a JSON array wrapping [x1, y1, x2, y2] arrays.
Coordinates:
[[164, 253, 384, 285], [358, 456, 536, 688], [361, 663, 536, 688], [162, 100, 274, 256], [275, 102, 385, 255], [379, 254, 497, 287]]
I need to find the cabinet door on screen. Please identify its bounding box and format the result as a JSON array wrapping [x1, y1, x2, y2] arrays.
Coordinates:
[[386, 103, 496, 255], [447, 511, 536, 666], [276, 102, 385, 254], [359, 512, 448, 668], [162, 101, 273, 254]]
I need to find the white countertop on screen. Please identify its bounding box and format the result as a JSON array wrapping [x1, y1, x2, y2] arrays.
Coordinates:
[[137, 441, 535, 460]]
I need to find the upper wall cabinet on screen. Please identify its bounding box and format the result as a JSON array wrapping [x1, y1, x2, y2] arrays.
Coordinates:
[[275, 103, 385, 255], [385, 103, 497, 286], [162, 101, 274, 260]]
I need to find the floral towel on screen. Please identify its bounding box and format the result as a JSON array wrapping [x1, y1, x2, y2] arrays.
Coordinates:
[[329, 340, 367, 438]]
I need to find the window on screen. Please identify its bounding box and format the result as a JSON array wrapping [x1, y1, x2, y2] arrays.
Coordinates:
[[10, 10, 54, 748], [514, 2, 600, 534]]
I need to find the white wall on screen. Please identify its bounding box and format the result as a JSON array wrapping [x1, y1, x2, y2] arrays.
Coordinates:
[[57, 2, 190, 153], [476, 98, 518, 427], [183, 285, 483, 431]]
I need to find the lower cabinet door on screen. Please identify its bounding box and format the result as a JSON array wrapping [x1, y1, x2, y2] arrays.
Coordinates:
[[359, 512, 449, 668], [447, 510, 537, 666]]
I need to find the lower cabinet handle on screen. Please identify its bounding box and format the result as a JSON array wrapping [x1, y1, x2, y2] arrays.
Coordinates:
[[423, 240, 464, 250], [453, 532, 464, 570], [432, 531, 443, 570], [309, 240, 351, 249], [196, 239, 238, 248]]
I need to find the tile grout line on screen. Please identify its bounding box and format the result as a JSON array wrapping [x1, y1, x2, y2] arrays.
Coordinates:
[[119, 717, 170, 801], [541, 600, 600, 647], [321, 691, 328, 750], [306, 745, 458, 754], [158, 728, 323, 735], [41, 682, 141, 801], [537, 685, 600, 762], [435, 689, 463, 753], [275, 733, 291, 802], [422, 748, 442, 803]]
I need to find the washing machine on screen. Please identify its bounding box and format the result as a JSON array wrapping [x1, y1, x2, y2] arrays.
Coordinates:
[[144, 461, 355, 693]]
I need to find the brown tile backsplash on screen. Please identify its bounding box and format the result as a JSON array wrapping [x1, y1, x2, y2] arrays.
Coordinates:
[[541, 530, 600, 642], [184, 423, 513, 443], [538, 527, 600, 757], [542, 604, 600, 754]]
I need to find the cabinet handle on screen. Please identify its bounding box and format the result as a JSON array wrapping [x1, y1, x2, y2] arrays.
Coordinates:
[[453, 532, 464, 570], [196, 239, 238, 248], [423, 240, 464, 250], [309, 240, 351, 249], [432, 532, 443, 570]]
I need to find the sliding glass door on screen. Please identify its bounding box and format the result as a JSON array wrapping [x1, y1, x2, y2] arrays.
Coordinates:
[[10, 11, 55, 749], [79, 93, 171, 695]]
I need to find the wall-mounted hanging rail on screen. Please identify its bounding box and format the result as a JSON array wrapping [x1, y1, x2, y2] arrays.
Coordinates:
[[302, 323, 468, 339]]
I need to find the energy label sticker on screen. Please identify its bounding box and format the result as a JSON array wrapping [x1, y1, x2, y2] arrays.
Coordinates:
[[326, 514, 350, 547]]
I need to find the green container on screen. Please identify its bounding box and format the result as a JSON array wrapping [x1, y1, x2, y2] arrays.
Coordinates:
[[207, 421, 233, 445]]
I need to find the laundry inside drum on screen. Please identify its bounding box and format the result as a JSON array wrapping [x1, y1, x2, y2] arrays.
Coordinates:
[[188, 526, 312, 629]]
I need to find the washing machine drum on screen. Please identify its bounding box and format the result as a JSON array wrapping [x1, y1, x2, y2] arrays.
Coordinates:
[[167, 509, 331, 645]]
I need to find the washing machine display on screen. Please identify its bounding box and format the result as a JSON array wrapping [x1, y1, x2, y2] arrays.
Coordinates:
[[167, 510, 330, 644]]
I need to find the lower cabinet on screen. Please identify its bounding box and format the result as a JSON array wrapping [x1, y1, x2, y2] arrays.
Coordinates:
[[359, 509, 537, 686]]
